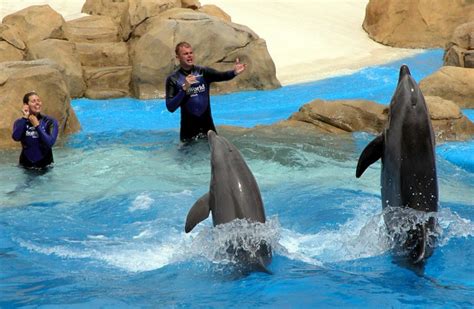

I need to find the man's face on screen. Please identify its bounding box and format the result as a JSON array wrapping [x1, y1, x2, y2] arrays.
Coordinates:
[[176, 46, 194, 69]]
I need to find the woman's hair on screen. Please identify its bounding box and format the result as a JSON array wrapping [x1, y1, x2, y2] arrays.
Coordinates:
[[23, 91, 38, 104]]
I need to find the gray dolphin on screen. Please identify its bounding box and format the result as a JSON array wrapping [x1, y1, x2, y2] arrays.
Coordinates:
[[185, 130, 272, 273], [356, 65, 438, 265]]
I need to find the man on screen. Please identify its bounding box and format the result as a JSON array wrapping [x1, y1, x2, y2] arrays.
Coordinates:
[[165, 41, 247, 142]]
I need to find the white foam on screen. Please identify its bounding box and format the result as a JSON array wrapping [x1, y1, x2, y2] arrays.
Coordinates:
[[129, 193, 154, 212], [16, 205, 474, 273]]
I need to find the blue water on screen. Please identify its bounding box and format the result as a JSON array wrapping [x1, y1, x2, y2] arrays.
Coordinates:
[[1, 49, 473, 308]]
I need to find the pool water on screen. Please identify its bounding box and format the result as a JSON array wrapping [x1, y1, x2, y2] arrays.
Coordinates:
[[1, 49, 473, 307]]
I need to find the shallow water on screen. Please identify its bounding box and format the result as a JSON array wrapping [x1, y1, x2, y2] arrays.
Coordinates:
[[1, 49, 473, 307]]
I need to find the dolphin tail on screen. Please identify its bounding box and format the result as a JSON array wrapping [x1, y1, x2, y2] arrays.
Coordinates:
[[356, 134, 384, 178], [411, 224, 428, 264], [185, 192, 211, 233]]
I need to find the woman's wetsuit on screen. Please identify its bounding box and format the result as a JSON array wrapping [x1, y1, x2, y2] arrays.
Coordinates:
[[12, 114, 59, 169]]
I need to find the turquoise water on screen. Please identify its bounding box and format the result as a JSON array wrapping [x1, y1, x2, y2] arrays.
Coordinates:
[[1, 49, 473, 307]]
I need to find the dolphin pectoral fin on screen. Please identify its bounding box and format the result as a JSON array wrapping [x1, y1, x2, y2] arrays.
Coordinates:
[[185, 192, 211, 233], [356, 134, 384, 178]]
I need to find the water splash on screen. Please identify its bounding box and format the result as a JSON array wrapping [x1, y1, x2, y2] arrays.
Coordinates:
[[437, 208, 474, 246], [186, 218, 279, 269], [279, 201, 389, 264], [276, 204, 474, 264], [129, 193, 154, 212]]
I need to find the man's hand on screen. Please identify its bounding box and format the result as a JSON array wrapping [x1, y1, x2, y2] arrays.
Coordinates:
[[234, 58, 247, 75], [183, 74, 199, 91], [28, 114, 40, 127]]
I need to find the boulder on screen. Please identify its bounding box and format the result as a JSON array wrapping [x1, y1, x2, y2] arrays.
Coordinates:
[[83, 66, 133, 99], [363, 0, 474, 48], [82, 0, 180, 40], [181, 0, 201, 10], [0, 42, 24, 63], [75, 42, 130, 67], [0, 24, 26, 50], [444, 22, 474, 68], [444, 44, 466, 67], [27, 39, 86, 98], [425, 96, 473, 141], [419, 66, 474, 109], [0, 60, 81, 149], [450, 21, 474, 50], [130, 10, 280, 99], [199, 5, 231, 22], [66, 16, 121, 43], [425, 96, 462, 120], [289, 99, 386, 134], [465, 51, 474, 68], [274, 99, 474, 142], [1, 5, 68, 45]]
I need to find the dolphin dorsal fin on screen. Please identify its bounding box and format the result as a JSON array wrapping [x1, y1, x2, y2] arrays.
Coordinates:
[[185, 192, 211, 233], [356, 134, 384, 178]]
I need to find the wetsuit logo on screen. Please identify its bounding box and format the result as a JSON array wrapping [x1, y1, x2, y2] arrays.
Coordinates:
[[187, 84, 206, 97], [25, 124, 39, 138]]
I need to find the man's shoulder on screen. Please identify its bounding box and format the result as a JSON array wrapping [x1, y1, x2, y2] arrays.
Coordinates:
[[167, 67, 182, 77]]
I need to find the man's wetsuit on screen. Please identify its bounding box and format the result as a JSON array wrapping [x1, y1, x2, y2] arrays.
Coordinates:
[[165, 65, 236, 142], [12, 114, 59, 169]]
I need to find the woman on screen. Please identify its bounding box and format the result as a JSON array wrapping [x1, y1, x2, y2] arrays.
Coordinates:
[[12, 91, 59, 169]]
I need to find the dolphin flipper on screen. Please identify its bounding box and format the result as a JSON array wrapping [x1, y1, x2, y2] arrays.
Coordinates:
[[185, 192, 211, 233], [356, 134, 384, 178]]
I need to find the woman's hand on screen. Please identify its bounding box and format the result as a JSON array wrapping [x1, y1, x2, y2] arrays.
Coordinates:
[[22, 105, 30, 119], [28, 114, 40, 127]]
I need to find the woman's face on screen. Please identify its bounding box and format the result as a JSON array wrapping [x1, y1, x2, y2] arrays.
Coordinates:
[[27, 94, 42, 115]]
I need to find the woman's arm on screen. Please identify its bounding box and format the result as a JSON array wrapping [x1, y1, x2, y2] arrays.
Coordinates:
[[36, 118, 59, 147], [12, 118, 27, 141]]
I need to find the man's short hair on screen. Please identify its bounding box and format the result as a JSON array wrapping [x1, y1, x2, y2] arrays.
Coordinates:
[[175, 41, 192, 55]]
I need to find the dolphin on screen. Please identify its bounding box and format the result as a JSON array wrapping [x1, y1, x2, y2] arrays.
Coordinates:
[[185, 130, 272, 273], [356, 65, 438, 265]]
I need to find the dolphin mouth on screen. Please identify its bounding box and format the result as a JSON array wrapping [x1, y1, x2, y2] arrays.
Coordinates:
[[398, 64, 411, 84], [207, 130, 217, 146], [207, 130, 217, 139]]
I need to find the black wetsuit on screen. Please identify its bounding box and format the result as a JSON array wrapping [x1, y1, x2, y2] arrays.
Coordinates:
[[12, 114, 58, 169], [165, 65, 236, 142]]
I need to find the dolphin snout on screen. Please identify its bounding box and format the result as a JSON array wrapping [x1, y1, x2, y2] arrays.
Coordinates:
[[207, 130, 217, 138], [400, 65, 411, 76], [398, 65, 411, 84]]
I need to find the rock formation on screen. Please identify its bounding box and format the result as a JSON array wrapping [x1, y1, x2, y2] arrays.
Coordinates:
[[363, 0, 474, 48], [27, 39, 86, 98], [420, 66, 474, 109], [235, 99, 474, 143], [129, 9, 280, 99], [444, 22, 474, 68], [1, 2, 280, 101]]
